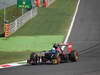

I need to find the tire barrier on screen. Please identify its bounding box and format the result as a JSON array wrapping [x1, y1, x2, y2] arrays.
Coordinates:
[[4, 24, 10, 37]]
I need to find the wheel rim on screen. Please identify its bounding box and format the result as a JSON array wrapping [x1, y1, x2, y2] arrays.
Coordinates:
[[74, 51, 79, 61], [52, 59, 57, 64]]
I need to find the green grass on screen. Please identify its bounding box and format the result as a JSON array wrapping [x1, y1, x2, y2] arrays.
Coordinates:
[[0, 51, 31, 64], [0, 0, 78, 64], [13, 0, 77, 36], [0, 35, 64, 51], [0, 35, 64, 64]]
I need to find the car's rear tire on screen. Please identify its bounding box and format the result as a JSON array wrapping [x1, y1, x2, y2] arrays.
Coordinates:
[[69, 50, 79, 62]]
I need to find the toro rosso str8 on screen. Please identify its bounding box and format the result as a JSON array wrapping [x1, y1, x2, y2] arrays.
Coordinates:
[[27, 43, 79, 65]]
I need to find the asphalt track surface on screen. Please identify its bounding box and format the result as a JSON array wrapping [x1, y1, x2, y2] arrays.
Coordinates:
[[0, 0, 100, 75]]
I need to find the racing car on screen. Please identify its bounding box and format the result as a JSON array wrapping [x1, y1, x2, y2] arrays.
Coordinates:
[[27, 43, 79, 65]]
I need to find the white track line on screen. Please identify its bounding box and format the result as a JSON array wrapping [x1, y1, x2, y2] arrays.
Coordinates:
[[62, 0, 80, 50]]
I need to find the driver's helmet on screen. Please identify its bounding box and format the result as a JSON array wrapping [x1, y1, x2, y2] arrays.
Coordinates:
[[49, 48, 57, 54], [53, 43, 59, 49]]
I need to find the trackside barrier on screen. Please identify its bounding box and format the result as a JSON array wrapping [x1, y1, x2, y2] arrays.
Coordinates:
[[9, 8, 37, 36], [43, 0, 48, 8], [7, 0, 56, 37], [4, 24, 10, 37], [36, 0, 41, 7], [48, 0, 56, 7], [35, 0, 55, 7]]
